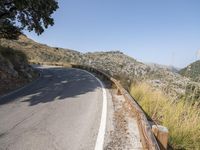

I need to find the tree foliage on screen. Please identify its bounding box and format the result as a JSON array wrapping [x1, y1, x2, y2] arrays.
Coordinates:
[[0, 0, 59, 39]]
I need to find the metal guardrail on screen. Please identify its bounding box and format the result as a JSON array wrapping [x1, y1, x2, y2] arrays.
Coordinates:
[[72, 64, 161, 150]]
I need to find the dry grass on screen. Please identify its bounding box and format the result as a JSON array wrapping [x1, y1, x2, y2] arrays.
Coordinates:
[[130, 82, 200, 149], [30, 61, 72, 68]]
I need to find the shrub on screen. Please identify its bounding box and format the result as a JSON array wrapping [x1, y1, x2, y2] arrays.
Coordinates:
[[0, 46, 27, 64]]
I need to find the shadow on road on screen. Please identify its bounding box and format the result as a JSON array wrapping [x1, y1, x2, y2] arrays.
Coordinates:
[[0, 67, 111, 106]]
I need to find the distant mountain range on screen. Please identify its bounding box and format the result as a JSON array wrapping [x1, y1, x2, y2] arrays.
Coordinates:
[[0, 35, 199, 101], [146, 63, 180, 73]]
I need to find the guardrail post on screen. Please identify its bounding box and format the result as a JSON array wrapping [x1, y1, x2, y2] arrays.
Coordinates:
[[152, 125, 168, 150], [116, 88, 122, 95]]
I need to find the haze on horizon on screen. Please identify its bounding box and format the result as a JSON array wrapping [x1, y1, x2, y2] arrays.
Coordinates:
[[23, 0, 200, 68]]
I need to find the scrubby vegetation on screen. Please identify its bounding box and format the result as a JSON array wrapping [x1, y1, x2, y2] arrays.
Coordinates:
[[130, 82, 200, 149], [183, 82, 200, 102], [179, 60, 200, 82], [0, 46, 27, 64], [0, 46, 37, 95], [0, 35, 83, 65]]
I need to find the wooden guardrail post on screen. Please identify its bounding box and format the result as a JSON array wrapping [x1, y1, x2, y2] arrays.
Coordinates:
[[116, 88, 122, 95], [152, 125, 168, 150]]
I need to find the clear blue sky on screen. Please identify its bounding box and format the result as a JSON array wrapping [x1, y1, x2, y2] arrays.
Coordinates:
[[24, 0, 200, 68]]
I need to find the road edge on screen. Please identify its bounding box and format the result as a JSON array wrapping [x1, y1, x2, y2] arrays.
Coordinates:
[[79, 69, 108, 150]]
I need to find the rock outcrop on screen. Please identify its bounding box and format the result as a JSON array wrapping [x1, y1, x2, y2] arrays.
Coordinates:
[[0, 46, 37, 95]]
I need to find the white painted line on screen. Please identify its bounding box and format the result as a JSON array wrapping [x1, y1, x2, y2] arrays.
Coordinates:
[[93, 76, 107, 150], [80, 69, 107, 150]]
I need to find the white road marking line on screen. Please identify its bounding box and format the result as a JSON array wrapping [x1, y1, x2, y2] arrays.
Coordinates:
[[80, 70, 107, 150], [93, 76, 107, 150]]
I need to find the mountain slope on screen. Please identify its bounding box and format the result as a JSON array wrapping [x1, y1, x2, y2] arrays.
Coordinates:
[[146, 63, 180, 73], [82, 51, 190, 99], [0, 35, 83, 65], [179, 60, 200, 81]]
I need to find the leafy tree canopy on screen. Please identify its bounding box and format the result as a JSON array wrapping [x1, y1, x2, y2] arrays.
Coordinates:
[[0, 0, 59, 39]]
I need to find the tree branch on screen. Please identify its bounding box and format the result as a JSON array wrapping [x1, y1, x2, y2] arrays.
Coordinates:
[[0, 6, 16, 19]]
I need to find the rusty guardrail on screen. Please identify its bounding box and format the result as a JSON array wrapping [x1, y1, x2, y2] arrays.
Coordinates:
[[71, 64, 164, 150]]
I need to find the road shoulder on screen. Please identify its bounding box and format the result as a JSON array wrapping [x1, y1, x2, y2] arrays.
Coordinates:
[[104, 88, 142, 150]]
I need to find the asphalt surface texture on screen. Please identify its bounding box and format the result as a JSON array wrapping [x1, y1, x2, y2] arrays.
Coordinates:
[[0, 66, 109, 150]]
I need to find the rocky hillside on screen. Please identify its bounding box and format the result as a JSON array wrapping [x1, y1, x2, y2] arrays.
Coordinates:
[[0, 46, 38, 95], [0, 35, 199, 101], [82, 51, 191, 99], [0, 35, 83, 65], [179, 60, 200, 82]]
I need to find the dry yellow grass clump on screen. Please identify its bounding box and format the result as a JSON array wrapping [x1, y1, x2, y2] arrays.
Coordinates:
[[130, 82, 200, 149]]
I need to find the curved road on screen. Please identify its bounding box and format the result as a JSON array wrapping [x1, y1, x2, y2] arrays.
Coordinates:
[[0, 66, 109, 150]]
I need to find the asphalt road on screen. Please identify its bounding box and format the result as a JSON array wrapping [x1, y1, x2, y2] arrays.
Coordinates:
[[0, 66, 109, 150]]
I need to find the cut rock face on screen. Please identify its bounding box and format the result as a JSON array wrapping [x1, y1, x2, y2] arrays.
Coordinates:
[[0, 48, 37, 95]]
